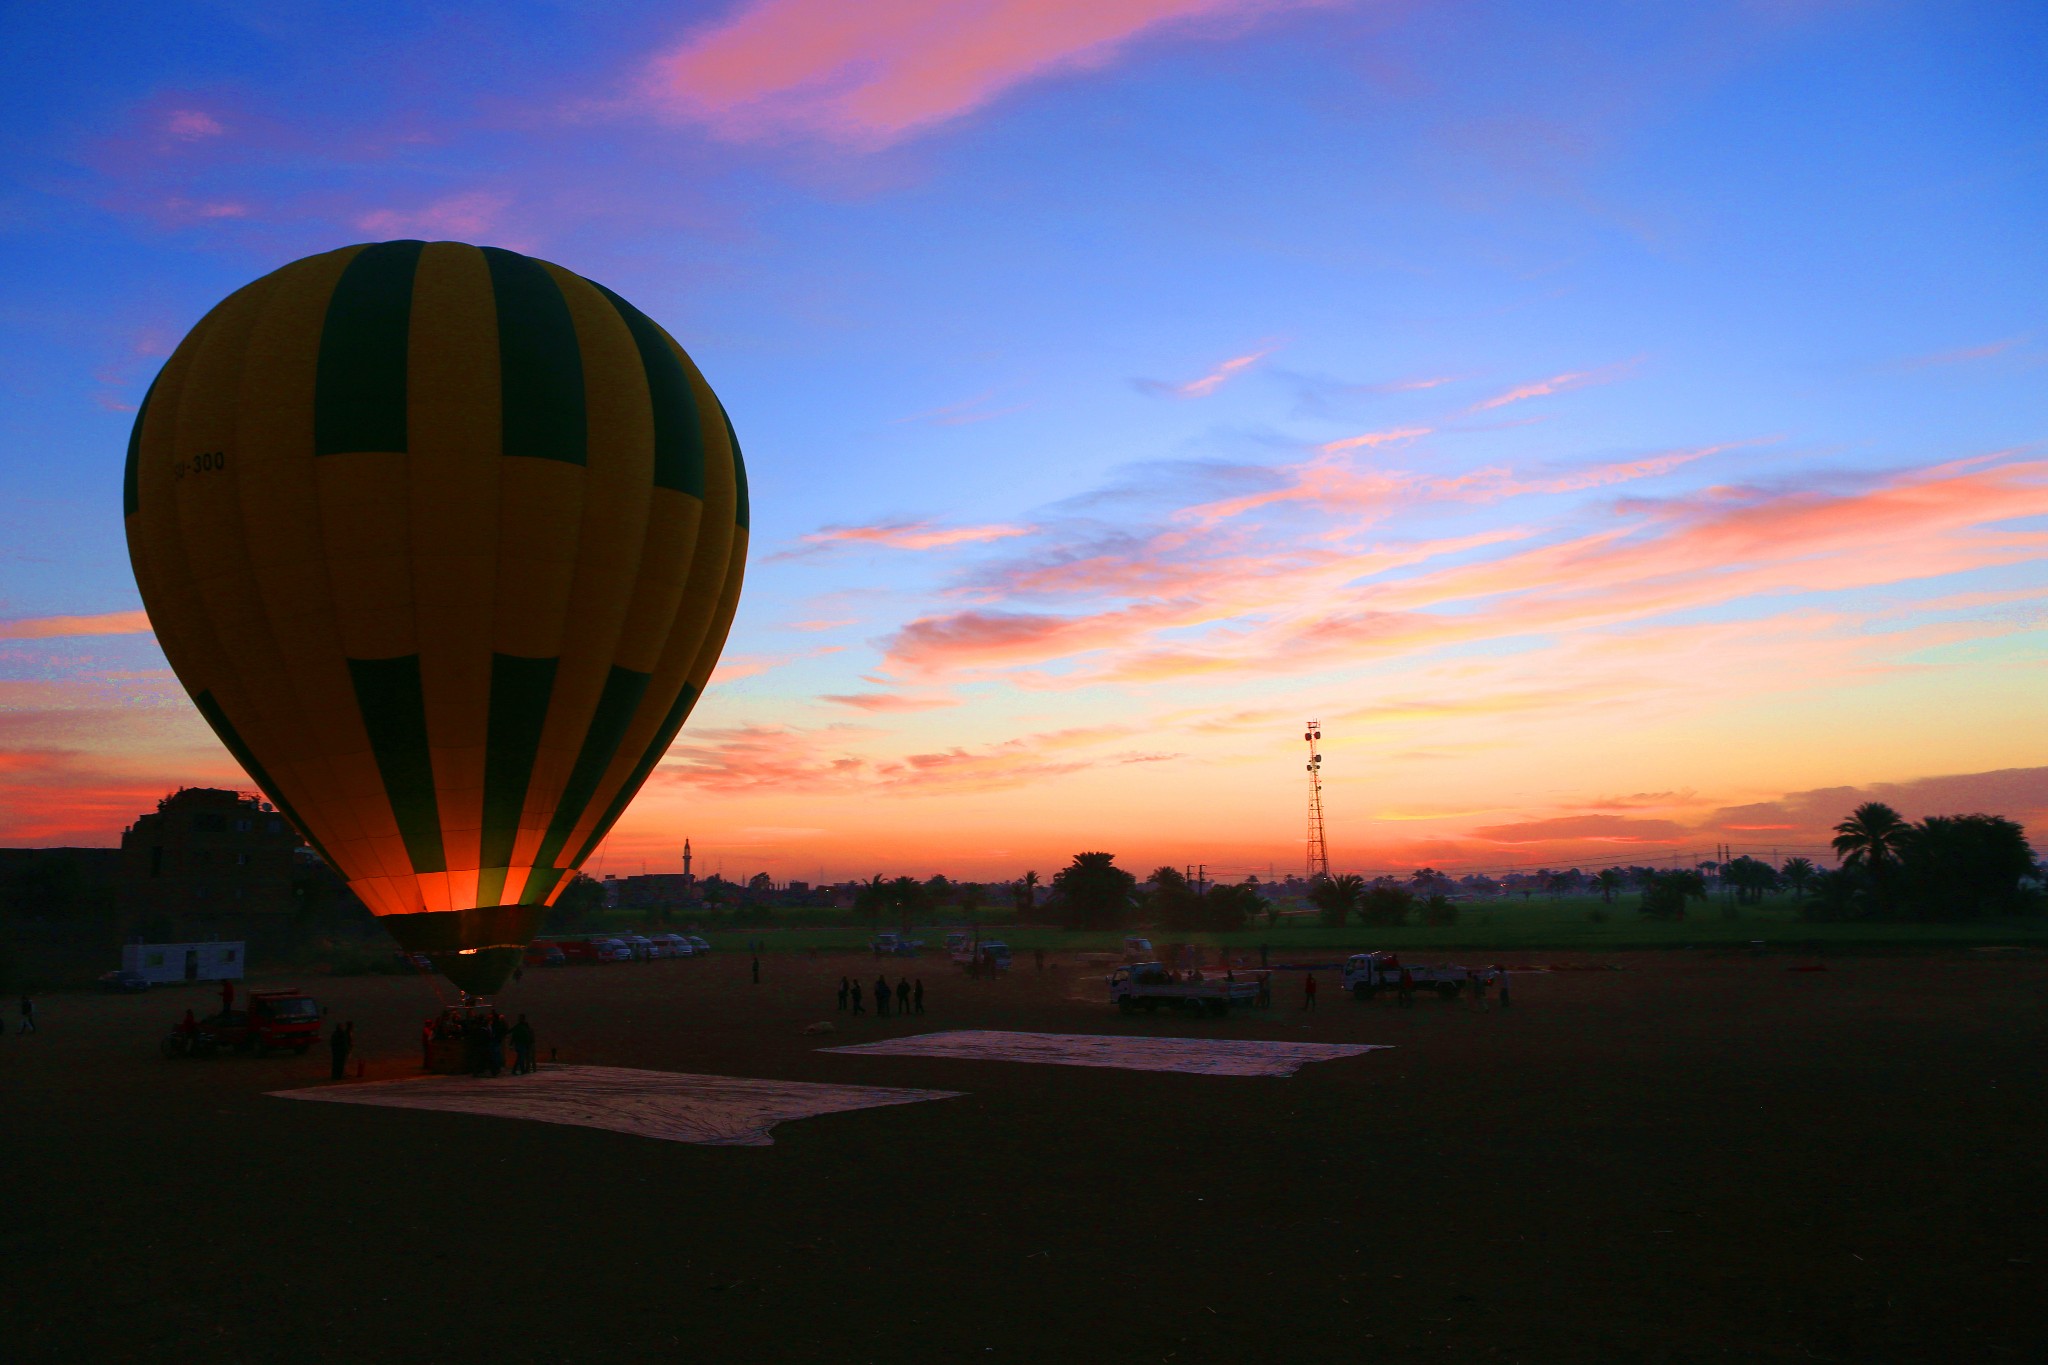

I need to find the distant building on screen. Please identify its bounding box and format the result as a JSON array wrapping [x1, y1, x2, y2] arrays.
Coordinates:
[[119, 788, 303, 928]]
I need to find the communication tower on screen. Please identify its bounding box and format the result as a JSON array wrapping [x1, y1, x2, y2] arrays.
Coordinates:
[[1304, 720, 1329, 880]]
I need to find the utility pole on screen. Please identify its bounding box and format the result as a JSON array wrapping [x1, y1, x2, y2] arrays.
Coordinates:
[[1304, 720, 1330, 880]]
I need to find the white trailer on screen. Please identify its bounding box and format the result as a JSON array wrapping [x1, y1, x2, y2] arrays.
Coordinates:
[[1341, 951, 1471, 999], [1110, 961, 1262, 1016], [122, 941, 246, 986]]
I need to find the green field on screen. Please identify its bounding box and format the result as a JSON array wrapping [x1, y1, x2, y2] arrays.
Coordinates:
[[589, 894, 2048, 956]]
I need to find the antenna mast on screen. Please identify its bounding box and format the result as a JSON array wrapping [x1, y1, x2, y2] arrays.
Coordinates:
[[1304, 720, 1329, 880]]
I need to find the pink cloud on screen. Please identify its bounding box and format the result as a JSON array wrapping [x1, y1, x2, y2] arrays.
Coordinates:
[[650, 0, 1328, 146], [892, 390, 1029, 426], [821, 691, 960, 712], [878, 449, 2048, 686], [0, 610, 153, 641], [1901, 336, 2029, 368], [165, 109, 224, 140], [793, 520, 1033, 554], [1318, 426, 1432, 455], [355, 191, 513, 240], [658, 720, 1154, 796], [1469, 361, 1634, 412], [1135, 345, 1278, 398]]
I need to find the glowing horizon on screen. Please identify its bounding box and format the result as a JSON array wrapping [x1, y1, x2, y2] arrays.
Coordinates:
[[2, 1, 2044, 884]]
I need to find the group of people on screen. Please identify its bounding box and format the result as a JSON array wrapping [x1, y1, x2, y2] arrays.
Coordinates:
[[421, 1006, 538, 1077], [837, 974, 924, 1017]]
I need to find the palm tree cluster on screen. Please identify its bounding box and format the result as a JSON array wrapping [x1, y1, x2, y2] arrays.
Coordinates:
[[1814, 802, 2038, 921]]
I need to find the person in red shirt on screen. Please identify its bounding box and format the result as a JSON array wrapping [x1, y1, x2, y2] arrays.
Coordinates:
[[219, 978, 235, 1015], [1302, 973, 1318, 1011], [178, 1009, 198, 1036]]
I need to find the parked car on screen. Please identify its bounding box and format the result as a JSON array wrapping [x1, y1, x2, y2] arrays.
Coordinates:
[[523, 941, 567, 967], [97, 970, 151, 993], [686, 935, 712, 954], [618, 934, 656, 961], [588, 937, 634, 963], [649, 933, 693, 957]]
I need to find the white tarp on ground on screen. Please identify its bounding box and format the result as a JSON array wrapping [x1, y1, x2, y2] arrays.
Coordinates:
[[270, 1065, 961, 1146], [821, 1030, 1390, 1077]]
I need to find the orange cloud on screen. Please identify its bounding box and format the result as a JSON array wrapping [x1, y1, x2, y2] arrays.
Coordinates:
[[650, 0, 1323, 145], [0, 610, 152, 640], [1471, 814, 1692, 843]]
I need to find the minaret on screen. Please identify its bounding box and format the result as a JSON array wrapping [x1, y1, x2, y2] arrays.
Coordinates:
[[683, 839, 693, 881]]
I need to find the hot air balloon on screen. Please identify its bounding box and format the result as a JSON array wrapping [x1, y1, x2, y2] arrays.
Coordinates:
[[123, 240, 746, 994]]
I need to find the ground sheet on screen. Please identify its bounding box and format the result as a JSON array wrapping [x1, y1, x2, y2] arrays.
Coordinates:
[[821, 1029, 1390, 1076], [270, 1065, 961, 1146]]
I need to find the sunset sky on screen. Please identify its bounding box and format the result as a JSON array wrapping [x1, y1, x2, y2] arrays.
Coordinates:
[[2, 0, 2044, 881]]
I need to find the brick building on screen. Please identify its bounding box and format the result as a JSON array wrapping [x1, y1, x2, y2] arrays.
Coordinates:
[[119, 788, 304, 928]]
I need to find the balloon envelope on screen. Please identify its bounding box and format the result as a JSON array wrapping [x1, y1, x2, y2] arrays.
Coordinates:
[[124, 240, 747, 992]]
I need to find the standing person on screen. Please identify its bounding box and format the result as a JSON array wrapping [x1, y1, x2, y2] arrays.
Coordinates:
[[874, 974, 891, 1019], [509, 1014, 535, 1074], [1256, 974, 1271, 1009], [751, 956, 761, 986], [462, 1014, 487, 1076], [1397, 966, 1414, 1008], [1496, 966, 1512, 1009], [329, 1020, 354, 1080], [219, 978, 235, 1017], [850, 980, 865, 1015], [895, 978, 911, 1015], [1472, 970, 1490, 1012], [488, 1011, 509, 1078], [913, 978, 924, 1015], [18, 994, 36, 1034], [1302, 973, 1318, 1012], [837, 977, 849, 1012], [1034, 948, 1045, 973]]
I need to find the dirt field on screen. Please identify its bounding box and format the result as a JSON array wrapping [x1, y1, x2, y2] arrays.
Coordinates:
[[3, 949, 2042, 1363]]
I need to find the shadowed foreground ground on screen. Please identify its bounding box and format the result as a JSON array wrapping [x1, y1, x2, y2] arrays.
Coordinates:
[[3, 949, 2041, 1363]]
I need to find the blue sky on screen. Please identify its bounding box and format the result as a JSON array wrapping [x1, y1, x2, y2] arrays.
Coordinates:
[[2, 0, 2043, 877]]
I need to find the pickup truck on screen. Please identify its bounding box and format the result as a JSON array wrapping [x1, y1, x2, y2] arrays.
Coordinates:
[[1341, 951, 1471, 999], [871, 932, 923, 956], [200, 989, 324, 1054], [1110, 961, 1262, 1016]]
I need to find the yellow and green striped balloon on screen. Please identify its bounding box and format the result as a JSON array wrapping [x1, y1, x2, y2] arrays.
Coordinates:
[[124, 240, 747, 992]]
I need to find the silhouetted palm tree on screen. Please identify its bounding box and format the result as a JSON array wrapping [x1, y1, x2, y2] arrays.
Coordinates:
[[1309, 873, 1364, 927], [1833, 802, 1911, 914], [1594, 869, 1624, 903], [1780, 857, 1815, 899], [1832, 802, 1909, 871]]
